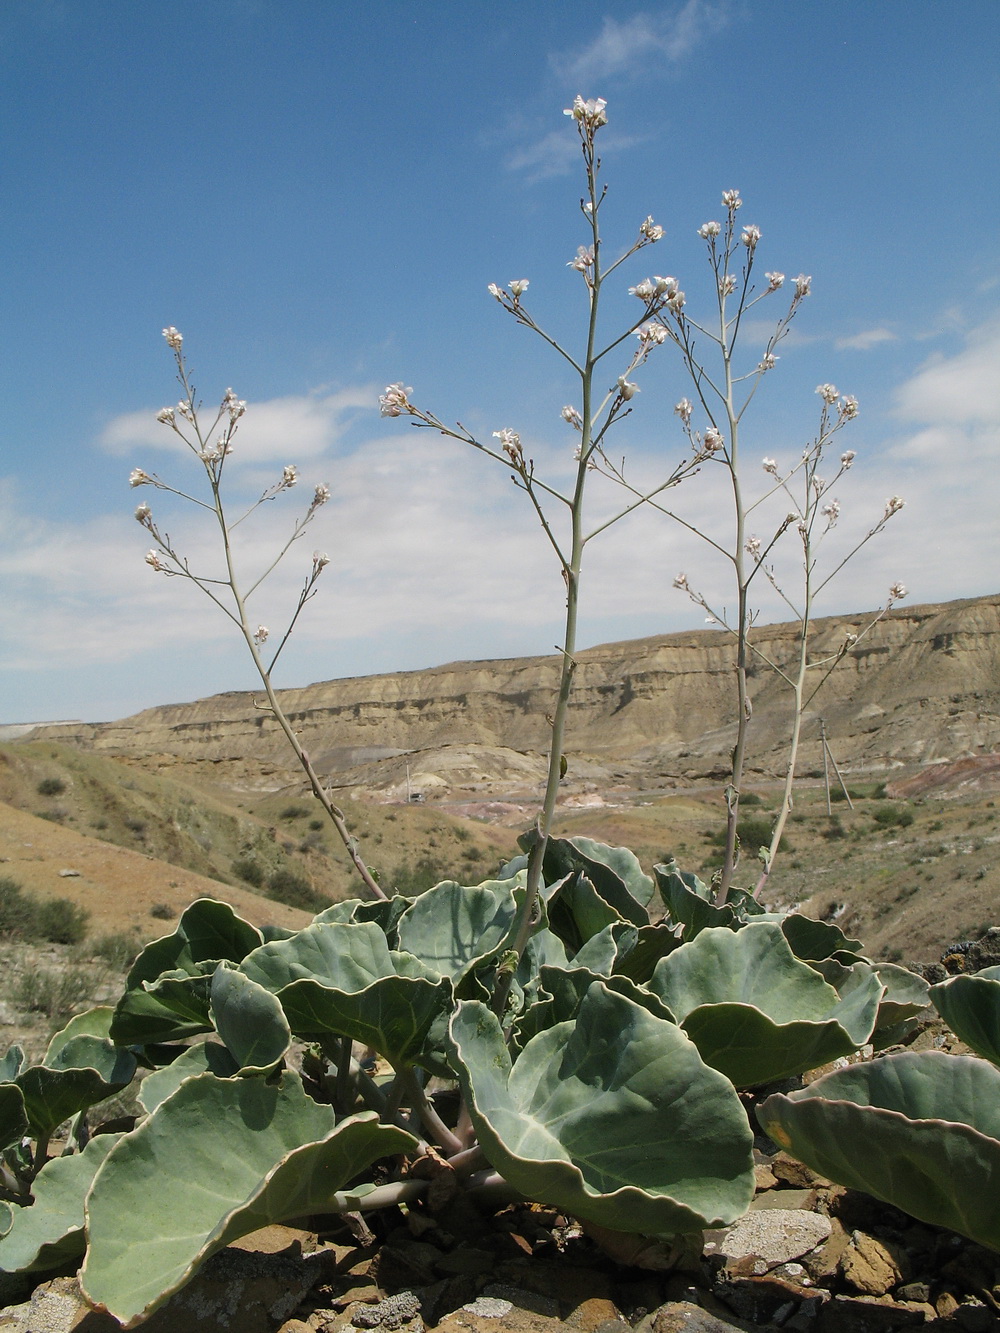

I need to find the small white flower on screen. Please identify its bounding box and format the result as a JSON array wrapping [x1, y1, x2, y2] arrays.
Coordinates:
[[564, 95, 608, 128], [702, 427, 724, 452], [639, 216, 664, 242], [845, 632, 859, 646], [583, 201, 594, 214], [637, 322, 668, 347], [253, 626, 269, 645], [629, 278, 657, 302], [673, 573, 690, 591], [888, 582, 908, 600], [822, 499, 841, 524], [617, 376, 639, 401], [839, 395, 859, 420], [840, 450, 857, 468], [313, 550, 330, 571], [741, 224, 761, 249], [561, 405, 583, 429], [745, 536, 761, 558], [719, 274, 737, 296], [816, 383, 839, 405], [155, 407, 174, 425], [568, 245, 594, 273], [812, 475, 826, 494], [134, 503, 152, 524], [487, 283, 503, 301], [762, 457, 778, 475], [758, 353, 778, 372], [129, 468, 152, 487], [145, 549, 166, 571], [223, 388, 246, 420], [794, 274, 812, 298], [698, 221, 721, 240], [674, 398, 693, 425], [162, 326, 182, 349], [312, 483, 331, 506], [379, 383, 412, 417], [508, 279, 529, 299], [177, 399, 194, 421], [721, 189, 742, 211], [765, 271, 785, 290], [281, 465, 299, 488], [884, 496, 905, 518], [493, 428, 523, 463]]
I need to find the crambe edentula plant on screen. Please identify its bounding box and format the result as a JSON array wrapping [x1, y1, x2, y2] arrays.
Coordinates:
[[380, 94, 712, 1006], [132, 328, 386, 900]]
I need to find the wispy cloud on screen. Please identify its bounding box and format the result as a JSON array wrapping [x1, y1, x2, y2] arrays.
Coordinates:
[[835, 327, 898, 352], [553, 2, 729, 85], [99, 387, 376, 464], [504, 128, 642, 183]]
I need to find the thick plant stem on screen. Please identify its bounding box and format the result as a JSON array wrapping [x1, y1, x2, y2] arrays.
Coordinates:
[[716, 303, 748, 906]]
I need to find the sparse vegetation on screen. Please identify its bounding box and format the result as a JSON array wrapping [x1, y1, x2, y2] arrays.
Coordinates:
[[0, 877, 89, 945], [150, 902, 176, 920], [36, 776, 66, 796], [266, 867, 330, 911]]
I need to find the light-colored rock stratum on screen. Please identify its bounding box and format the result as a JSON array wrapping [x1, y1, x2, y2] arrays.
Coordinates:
[[30, 594, 1000, 799]]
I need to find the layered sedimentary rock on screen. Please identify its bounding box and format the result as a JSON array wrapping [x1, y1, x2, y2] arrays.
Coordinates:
[[32, 594, 1000, 793]]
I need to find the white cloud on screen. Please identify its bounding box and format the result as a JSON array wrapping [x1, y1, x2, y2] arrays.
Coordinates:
[[99, 387, 376, 463], [553, 2, 729, 84], [893, 318, 1000, 429], [835, 327, 898, 352]]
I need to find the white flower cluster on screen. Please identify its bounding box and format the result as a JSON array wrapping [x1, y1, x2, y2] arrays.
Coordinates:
[[673, 573, 690, 591], [145, 549, 166, 571], [822, 499, 841, 524], [719, 274, 737, 297], [281, 465, 299, 489], [674, 398, 693, 426], [793, 274, 812, 298], [129, 468, 152, 487], [765, 272, 785, 290], [636, 322, 667, 348], [379, 383, 412, 417], [702, 427, 724, 453], [508, 279, 529, 299], [697, 221, 721, 240], [757, 353, 778, 372], [568, 246, 594, 274], [888, 582, 908, 600], [493, 428, 523, 464], [639, 216, 664, 242], [762, 457, 778, 475], [564, 95, 608, 128], [223, 388, 246, 421], [816, 383, 840, 405], [617, 376, 639, 401], [311, 483, 331, 507], [155, 407, 174, 425], [253, 626, 269, 645], [162, 326, 182, 349], [840, 450, 856, 468], [721, 189, 742, 211], [561, 405, 583, 429], [883, 496, 905, 519], [741, 224, 761, 250]]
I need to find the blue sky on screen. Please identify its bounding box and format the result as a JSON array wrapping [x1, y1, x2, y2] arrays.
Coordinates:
[[1, 1, 998, 723]]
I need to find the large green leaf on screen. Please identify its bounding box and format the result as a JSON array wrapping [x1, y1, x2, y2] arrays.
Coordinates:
[[539, 836, 654, 916], [654, 862, 764, 939], [611, 924, 683, 984], [0, 1082, 28, 1153], [647, 923, 882, 1088], [110, 971, 214, 1046], [813, 958, 931, 1051], [125, 898, 263, 990], [396, 879, 520, 985], [758, 1052, 1000, 1251], [571, 923, 639, 975], [240, 921, 453, 1067], [0, 1045, 24, 1083], [137, 1042, 240, 1115], [209, 965, 291, 1075], [45, 1007, 115, 1062], [931, 972, 1000, 1067], [543, 872, 622, 953], [16, 1037, 137, 1140], [313, 896, 412, 944], [0, 1132, 120, 1273], [781, 913, 864, 962], [82, 1072, 416, 1327], [449, 985, 754, 1236], [513, 966, 675, 1051]]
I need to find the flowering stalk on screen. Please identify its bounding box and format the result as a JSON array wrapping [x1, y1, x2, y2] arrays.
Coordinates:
[[135, 330, 385, 900], [381, 97, 703, 1008]]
